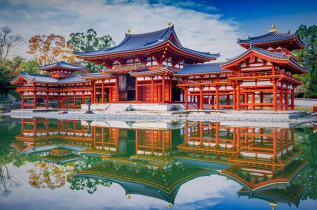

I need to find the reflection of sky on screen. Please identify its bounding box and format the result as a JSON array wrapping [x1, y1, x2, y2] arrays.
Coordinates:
[[0, 162, 315, 210]]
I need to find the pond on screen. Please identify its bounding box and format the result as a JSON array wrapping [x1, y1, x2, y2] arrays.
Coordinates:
[[0, 116, 316, 210]]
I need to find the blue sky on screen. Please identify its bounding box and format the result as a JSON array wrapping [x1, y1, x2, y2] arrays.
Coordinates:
[[0, 0, 316, 61]]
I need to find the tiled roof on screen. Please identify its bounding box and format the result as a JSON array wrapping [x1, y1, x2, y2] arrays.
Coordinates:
[[74, 26, 219, 59], [58, 74, 87, 84], [237, 31, 306, 47], [38, 61, 84, 70], [222, 45, 309, 73], [175, 63, 228, 76], [81, 73, 113, 79], [16, 72, 58, 83]]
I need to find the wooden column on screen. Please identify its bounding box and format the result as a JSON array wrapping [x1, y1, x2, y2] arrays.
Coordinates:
[[216, 86, 219, 110], [237, 85, 240, 111], [162, 77, 165, 102], [184, 88, 188, 110], [169, 78, 172, 102], [233, 86, 236, 110], [273, 80, 277, 111], [244, 93, 248, 111], [66, 94, 68, 109], [102, 81, 104, 103], [151, 77, 154, 102], [73, 94, 76, 109], [199, 86, 203, 110], [82, 92, 85, 104], [284, 83, 288, 111], [135, 78, 138, 102], [33, 91, 37, 109], [93, 82, 96, 103], [21, 93, 24, 109], [226, 95, 230, 110], [251, 93, 255, 110], [46, 92, 49, 109], [279, 81, 283, 111], [116, 76, 119, 102], [291, 85, 295, 110]]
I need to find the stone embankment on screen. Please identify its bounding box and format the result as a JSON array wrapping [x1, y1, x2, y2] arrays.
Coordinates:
[[3, 110, 317, 123]]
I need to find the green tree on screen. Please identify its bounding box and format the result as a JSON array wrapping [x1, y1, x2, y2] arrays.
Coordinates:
[[18, 59, 40, 74], [294, 25, 317, 98], [68, 29, 115, 72]]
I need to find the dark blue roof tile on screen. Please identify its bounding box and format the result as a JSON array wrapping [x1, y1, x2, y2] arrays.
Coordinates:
[[238, 32, 306, 47], [74, 26, 219, 59], [175, 63, 228, 76], [38, 61, 84, 70]]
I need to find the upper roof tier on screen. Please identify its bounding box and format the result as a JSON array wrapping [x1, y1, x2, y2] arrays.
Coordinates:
[[38, 61, 84, 71], [37, 61, 84, 79], [237, 25, 306, 50], [74, 25, 219, 65]]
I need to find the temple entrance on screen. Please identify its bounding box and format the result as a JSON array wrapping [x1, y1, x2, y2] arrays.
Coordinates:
[[127, 74, 136, 101]]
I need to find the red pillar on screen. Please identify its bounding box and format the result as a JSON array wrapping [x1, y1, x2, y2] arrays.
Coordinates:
[[184, 88, 188, 110], [216, 86, 219, 110], [21, 93, 24, 109], [233, 86, 236, 110], [226, 95, 230, 110], [46, 92, 49, 109], [291, 86, 295, 110], [33, 91, 37, 109], [237, 85, 240, 111], [284, 84, 288, 111], [244, 93, 248, 111], [73, 94, 76, 109], [199, 87, 203, 110], [279, 82, 283, 111], [135, 78, 138, 102], [251, 93, 255, 110], [151, 77, 154, 102], [102, 81, 104, 103], [273, 80, 277, 111], [169, 78, 172, 102], [162, 77, 165, 102]]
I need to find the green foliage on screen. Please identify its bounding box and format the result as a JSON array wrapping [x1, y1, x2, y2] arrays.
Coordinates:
[[18, 59, 40, 74], [0, 60, 15, 94], [68, 29, 115, 72], [293, 127, 317, 200], [294, 25, 317, 98]]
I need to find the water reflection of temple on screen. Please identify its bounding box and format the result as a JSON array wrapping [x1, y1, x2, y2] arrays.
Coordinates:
[[11, 119, 307, 208]]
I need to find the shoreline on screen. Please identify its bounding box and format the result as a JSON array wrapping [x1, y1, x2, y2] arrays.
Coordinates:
[[2, 110, 317, 124]]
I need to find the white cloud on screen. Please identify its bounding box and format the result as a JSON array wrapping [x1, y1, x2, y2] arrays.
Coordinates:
[[0, 0, 246, 61]]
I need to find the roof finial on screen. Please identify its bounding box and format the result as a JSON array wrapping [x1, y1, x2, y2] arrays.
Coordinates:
[[127, 29, 131, 34], [269, 25, 277, 33], [168, 22, 172, 27]]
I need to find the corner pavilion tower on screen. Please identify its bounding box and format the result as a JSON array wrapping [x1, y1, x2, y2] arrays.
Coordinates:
[[11, 25, 309, 111]]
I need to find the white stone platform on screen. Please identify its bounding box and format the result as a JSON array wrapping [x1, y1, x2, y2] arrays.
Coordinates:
[[81, 103, 185, 112]]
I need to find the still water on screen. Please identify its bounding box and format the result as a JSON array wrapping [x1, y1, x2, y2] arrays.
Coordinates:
[[0, 116, 316, 210]]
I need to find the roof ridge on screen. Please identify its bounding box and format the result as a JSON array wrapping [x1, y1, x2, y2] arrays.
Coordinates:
[[128, 26, 172, 37]]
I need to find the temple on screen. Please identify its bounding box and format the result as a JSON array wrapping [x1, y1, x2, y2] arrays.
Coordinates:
[[11, 24, 308, 111]]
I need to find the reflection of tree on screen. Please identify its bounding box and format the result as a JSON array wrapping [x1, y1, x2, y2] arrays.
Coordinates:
[[0, 119, 24, 197], [68, 156, 111, 194], [293, 127, 317, 200], [27, 161, 70, 189], [0, 163, 20, 197]]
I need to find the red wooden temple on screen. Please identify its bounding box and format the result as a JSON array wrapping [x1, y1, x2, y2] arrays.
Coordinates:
[[12, 24, 308, 111]]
